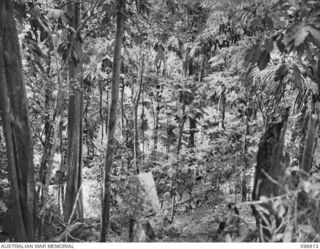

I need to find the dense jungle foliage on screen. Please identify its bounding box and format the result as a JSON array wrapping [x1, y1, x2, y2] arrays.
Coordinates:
[[1, 0, 320, 243]]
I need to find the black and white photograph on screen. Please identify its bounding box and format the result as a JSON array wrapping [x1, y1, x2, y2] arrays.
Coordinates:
[[0, 0, 320, 244]]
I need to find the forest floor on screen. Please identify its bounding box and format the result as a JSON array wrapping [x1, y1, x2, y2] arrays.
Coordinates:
[[153, 194, 257, 242], [43, 193, 257, 242]]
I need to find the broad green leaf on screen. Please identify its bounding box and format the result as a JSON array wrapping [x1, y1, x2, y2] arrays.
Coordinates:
[[257, 50, 270, 70], [265, 38, 274, 53], [296, 44, 305, 58], [275, 64, 289, 81], [245, 44, 262, 64], [264, 15, 274, 30], [277, 39, 285, 52], [51, 34, 59, 50], [294, 25, 309, 47], [290, 64, 303, 90]]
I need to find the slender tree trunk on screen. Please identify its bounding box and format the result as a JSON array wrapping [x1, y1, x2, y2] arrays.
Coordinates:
[[58, 121, 64, 215], [84, 89, 94, 163], [188, 60, 197, 147], [128, 217, 135, 242], [38, 68, 64, 240], [37, 52, 53, 201], [153, 104, 159, 165], [188, 117, 196, 148], [298, 99, 320, 210], [100, 0, 125, 241], [177, 103, 186, 155], [121, 83, 125, 140], [170, 194, 176, 223], [133, 54, 144, 175], [98, 81, 105, 143], [198, 55, 206, 83], [64, 2, 84, 223], [59, 121, 65, 215], [37, 129, 51, 198], [291, 104, 308, 161], [0, 0, 36, 241], [141, 90, 145, 167], [300, 103, 320, 174], [218, 88, 226, 129], [241, 116, 249, 202], [44, 54, 52, 140], [38, 72, 53, 198], [170, 101, 186, 221], [169, 55, 192, 221], [153, 82, 162, 166], [166, 118, 170, 157]]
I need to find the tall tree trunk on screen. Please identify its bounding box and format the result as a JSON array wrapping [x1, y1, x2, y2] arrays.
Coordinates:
[[188, 116, 196, 148], [153, 104, 159, 165], [128, 217, 135, 242], [0, 0, 36, 241], [133, 54, 144, 174], [170, 194, 176, 223], [169, 51, 194, 222], [64, 2, 84, 223], [241, 116, 249, 202], [141, 90, 146, 167], [84, 88, 94, 163], [218, 87, 226, 129], [121, 83, 125, 140], [59, 120, 65, 215], [166, 118, 171, 157], [198, 55, 206, 83], [38, 64, 53, 198], [100, 0, 125, 241], [38, 68, 64, 240], [251, 117, 288, 241], [176, 103, 186, 155], [188, 57, 201, 148], [170, 101, 186, 221], [44, 53, 53, 147], [291, 104, 308, 161], [300, 102, 320, 174], [298, 99, 320, 210], [152, 81, 162, 166], [37, 126, 51, 199]]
